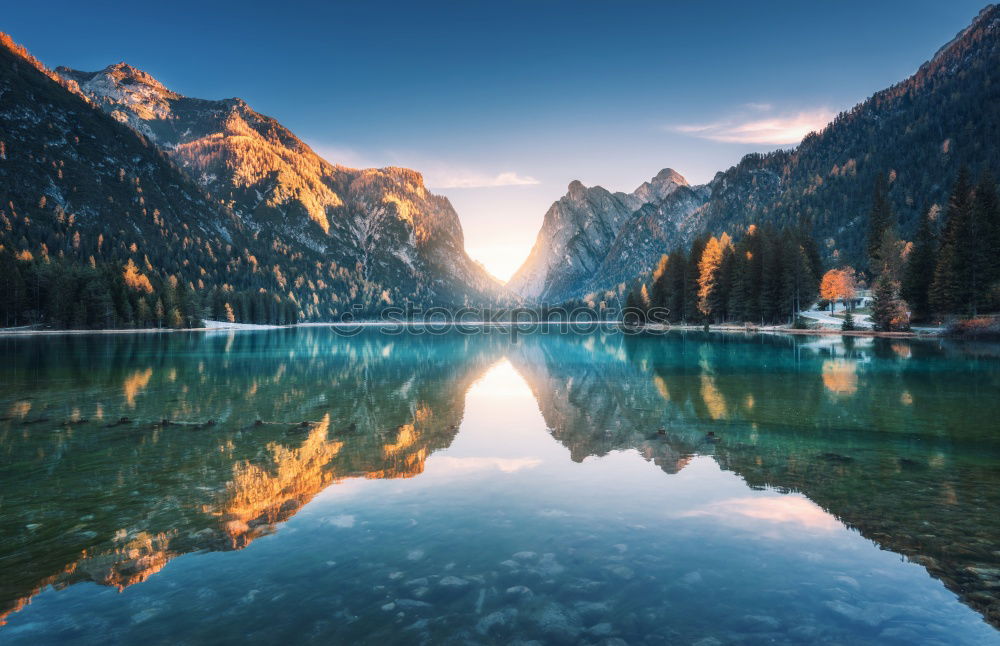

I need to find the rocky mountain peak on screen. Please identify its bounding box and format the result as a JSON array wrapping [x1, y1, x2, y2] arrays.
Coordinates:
[[57, 62, 175, 98], [567, 179, 588, 200], [46, 55, 502, 305], [103, 62, 170, 92], [632, 168, 688, 205], [56, 62, 177, 127]]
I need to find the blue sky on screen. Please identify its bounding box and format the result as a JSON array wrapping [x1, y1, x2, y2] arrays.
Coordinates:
[[5, 0, 990, 279]]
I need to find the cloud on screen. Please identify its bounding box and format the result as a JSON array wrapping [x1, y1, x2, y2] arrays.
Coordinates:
[[672, 107, 835, 145], [678, 495, 841, 531], [426, 171, 540, 189], [429, 456, 543, 473]]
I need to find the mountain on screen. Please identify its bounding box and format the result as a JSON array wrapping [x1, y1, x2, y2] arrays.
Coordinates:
[[0, 32, 500, 329], [507, 168, 702, 301], [510, 4, 1000, 303], [0, 33, 295, 325], [53, 61, 501, 310]]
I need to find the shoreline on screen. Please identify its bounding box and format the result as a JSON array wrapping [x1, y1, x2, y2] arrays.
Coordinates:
[[638, 323, 935, 339], [0, 320, 942, 339]]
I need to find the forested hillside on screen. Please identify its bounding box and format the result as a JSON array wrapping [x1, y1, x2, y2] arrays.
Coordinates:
[[0, 34, 501, 328], [693, 5, 1000, 270], [512, 5, 1000, 304]]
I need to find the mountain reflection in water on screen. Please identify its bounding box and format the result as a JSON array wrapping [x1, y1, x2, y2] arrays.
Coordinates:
[[1, 328, 999, 639]]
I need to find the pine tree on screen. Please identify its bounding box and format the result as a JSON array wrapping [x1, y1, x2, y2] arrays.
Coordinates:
[[624, 284, 647, 325], [650, 254, 670, 309], [870, 229, 910, 331], [731, 225, 763, 323], [0, 249, 26, 327], [842, 309, 856, 331], [780, 231, 819, 322], [664, 247, 686, 323], [968, 173, 999, 315], [867, 173, 894, 270], [902, 205, 937, 321], [684, 236, 708, 323], [136, 297, 152, 327], [759, 227, 782, 323], [930, 169, 972, 314], [713, 246, 735, 322]]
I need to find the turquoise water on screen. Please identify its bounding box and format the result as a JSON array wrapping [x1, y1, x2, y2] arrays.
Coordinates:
[[1, 328, 999, 644]]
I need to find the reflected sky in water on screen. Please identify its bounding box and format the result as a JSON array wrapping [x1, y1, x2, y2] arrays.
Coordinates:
[[1, 329, 999, 645]]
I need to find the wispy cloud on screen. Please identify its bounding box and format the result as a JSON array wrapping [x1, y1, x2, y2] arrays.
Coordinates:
[[427, 171, 539, 189], [671, 106, 835, 145], [677, 495, 841, 531]]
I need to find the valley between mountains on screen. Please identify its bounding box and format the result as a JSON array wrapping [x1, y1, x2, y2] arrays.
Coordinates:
[[1, 4, 999, 326]]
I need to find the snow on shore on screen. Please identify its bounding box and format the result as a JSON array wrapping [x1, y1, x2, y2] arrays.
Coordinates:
[[202, 320, 283, 330]]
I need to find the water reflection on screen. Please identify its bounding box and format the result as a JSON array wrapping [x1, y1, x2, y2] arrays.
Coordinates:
[[1, 329, 999, 636], [0, 330, 506, 625]]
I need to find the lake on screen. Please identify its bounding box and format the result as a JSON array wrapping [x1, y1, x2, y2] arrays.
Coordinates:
[[1, 328, 999, 645]]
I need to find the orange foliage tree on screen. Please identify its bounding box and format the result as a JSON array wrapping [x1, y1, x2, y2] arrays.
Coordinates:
[[123, 258, 154, 294], [819, 267, 857, 312]]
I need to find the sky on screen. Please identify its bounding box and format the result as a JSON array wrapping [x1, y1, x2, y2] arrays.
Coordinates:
[[4, 0, 990, 280]]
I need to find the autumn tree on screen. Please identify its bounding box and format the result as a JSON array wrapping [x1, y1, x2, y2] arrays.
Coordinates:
[[819, 268, 857, 312], [684, 236, 708, 323], [123, 258, 153, 294], [697, 233, 732, 322]]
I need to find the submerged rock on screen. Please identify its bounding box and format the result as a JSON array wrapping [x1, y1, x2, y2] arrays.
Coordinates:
[[537, 553, 566, 576], [737, 614, 781, 631], [532, 603, 581, 642], [506, 585, 534, 599], [604, 564, 634, 580], [574, 600, 611, 622], [682, 571, 703, 585], [394, 599, 432, 609], [477, 608, 517, 635]]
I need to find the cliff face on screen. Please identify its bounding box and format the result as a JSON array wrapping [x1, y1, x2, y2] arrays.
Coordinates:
[[55, 62, 502, 306], [507, 169, 702, 302]]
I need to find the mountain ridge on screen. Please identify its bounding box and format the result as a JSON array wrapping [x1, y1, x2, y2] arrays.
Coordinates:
[[55, 59, 501, 307], [506, 168, 703, 301], [0, 32, 502, 329], [509, 4, 1000, 304]]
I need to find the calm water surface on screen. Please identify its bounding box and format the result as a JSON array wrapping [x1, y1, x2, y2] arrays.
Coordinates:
[[1, 329, 1000, 645]]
